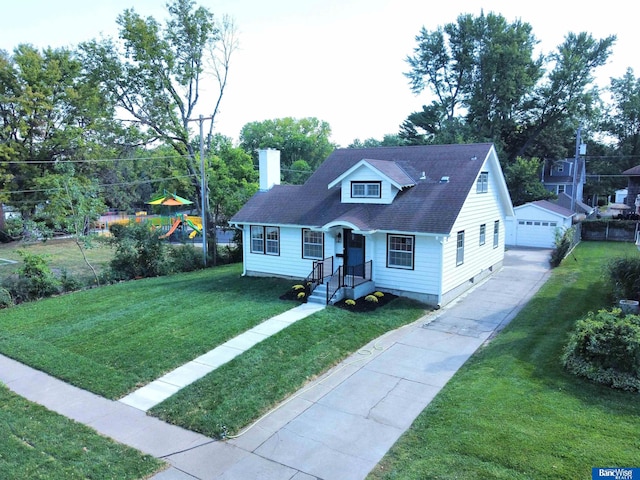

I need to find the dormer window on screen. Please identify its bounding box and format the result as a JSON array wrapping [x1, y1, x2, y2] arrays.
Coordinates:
[[351, 181, 381, 198]]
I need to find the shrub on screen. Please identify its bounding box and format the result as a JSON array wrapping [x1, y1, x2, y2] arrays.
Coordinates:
[[0, 287, 13, 308], [606, 256, 640, 301], [365, 294, 379, 303], [107, 222, 173, 280], [549, 227, 575, 268], [169, 245, 203, 272], [13, 250, 61, 301], [373, 291, 384, 298], [562, 308, 640, 391], [345, 299, 356, 306], [297, 291, 306, 299]]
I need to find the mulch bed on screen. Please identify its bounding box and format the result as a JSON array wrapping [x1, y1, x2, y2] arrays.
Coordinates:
[[333, 292, 398, 312], [279, 285, 397, 312]]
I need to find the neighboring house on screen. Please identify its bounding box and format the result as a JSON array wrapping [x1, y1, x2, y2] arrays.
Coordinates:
[[541, 158, 595, 218], [505, 200, 575, 248], [230, 144, 515, 307], [541, 158, 584, 201], [622, 165, 640, 213]]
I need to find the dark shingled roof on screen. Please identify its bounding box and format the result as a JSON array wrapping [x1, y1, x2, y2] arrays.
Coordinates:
[[231, 143, 495, 235]]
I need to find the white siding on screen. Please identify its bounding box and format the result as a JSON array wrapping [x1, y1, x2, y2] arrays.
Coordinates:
[[243, 225, 337, 279], [339, 165, 398, 204], [371, 232, 442, 299], [510, 204, 572, 248], [441, 158, 506, 296]]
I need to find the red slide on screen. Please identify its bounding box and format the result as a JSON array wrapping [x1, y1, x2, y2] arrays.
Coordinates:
[[160, 219, 181, 238]]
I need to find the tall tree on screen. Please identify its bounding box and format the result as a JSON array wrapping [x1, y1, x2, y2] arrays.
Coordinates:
[[239, 117, 335, 183], [403, 12, 542, 152], [403, 13, 615, 162], [80, 0, 238, 257], [0, 45, 112, 225], [603, 68, 640, 161]]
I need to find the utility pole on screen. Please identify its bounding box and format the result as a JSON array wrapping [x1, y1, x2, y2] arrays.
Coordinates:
[[188, 114, 212, 267], [571, 125, 582, 213]]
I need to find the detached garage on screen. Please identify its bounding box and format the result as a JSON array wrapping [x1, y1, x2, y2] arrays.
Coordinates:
[[506, 200, 575, 248]]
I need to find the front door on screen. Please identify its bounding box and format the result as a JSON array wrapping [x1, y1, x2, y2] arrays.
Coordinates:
[[344, 229, 365, 277]]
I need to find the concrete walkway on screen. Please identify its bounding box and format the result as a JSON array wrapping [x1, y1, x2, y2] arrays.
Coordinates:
[[120, 302, 326, 411], [0, 248, 552, 480]]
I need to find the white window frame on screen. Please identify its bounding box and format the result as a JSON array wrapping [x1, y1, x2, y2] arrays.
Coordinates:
[[250, 225, 264, 254], [387, 234, 414, 270], [456, 231, 465, 265], [479, 224, 486, 246], [493, 220, 500, 248], [351, 181, 381, 198], [250, 225, 280, 255], [302, 229, 324, 260], [476, 172, 489, 193]]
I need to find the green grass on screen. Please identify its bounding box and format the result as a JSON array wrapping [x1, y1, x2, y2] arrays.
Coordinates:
[[0, 384, 164, 479], [150, 297, 428, 438], [0, 263, 296, 399], [369, 242, 640, 480], [0, 237, 113, 285]]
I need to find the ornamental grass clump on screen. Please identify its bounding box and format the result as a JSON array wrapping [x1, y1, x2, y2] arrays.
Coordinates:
[[373, 291, 384, 298], [345, 299, 356, 307]]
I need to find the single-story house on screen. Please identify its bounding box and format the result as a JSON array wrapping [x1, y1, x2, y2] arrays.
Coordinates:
[[505, 200, 574, 248], [230, 144, 515, 307]]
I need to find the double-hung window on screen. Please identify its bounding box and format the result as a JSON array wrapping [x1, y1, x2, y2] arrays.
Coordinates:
[[351, 181, 381, 198], [250, 226, 279, 255], [493, 220, 500, 248], [479, 224, 486, 246], [476, 172, 489, 193], [387, 234, 414, 269], [302, 229, 324, 259], [456, 231, 465, 265]]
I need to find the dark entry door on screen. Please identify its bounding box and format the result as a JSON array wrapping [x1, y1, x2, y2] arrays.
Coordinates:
[[344, 229, 365, 277]]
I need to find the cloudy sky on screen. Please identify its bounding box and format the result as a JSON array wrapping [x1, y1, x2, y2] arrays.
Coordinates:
[[2, 0, 639, 146]]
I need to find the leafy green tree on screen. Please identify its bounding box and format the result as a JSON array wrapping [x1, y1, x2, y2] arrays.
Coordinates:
[[603, 68, 640, 161], [239, 117, 336, 183], [80, 0, 238, 255], [403, 13, 615, 162], [403, 12, 542, 152], [35, 164, 106, 285], [0, 45, 112, 224], [503, 157, 554, 206], [348, 134, 407, 148]]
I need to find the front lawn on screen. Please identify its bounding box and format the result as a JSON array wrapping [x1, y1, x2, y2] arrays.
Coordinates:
[[369, 242, 640, 480], [150, 296, 427, 438], [0, 264, 296, 398], [0, 384, 164, 479]]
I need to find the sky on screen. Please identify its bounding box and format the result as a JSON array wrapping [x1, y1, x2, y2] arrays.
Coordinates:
[[2, 0, 640, 147]]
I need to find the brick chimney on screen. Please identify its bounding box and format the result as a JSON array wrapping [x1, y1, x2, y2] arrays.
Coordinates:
[[259, 149, 281, 191]]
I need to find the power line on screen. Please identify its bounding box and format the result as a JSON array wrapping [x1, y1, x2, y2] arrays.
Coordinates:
[[0, 154, 193, 165], [2, 174, 197, 195]]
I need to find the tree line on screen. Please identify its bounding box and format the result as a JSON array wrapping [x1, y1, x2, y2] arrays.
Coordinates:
[[1, 3, 640, 245]]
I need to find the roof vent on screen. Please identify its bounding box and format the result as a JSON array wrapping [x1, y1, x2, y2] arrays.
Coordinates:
[[471, 155, 477, 161], [440, 176, 450, 183], [420, 171, 426, 180]]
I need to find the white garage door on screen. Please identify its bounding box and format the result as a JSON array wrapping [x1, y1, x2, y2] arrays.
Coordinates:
[[516, 219, 559, 248]]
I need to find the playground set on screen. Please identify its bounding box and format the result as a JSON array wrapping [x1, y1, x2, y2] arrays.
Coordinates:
[[97, 192, 203, 242]]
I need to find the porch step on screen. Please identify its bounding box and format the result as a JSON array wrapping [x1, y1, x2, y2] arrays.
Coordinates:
[[307, 283, 327, 304]]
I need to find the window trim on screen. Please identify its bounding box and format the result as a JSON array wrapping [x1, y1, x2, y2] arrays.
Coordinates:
[[386, 234, 415, 270], [351, 181, 382, 199], [493, 220, 499, 248], [476, 171, 489, 193], [456, 230, 465, 266], [250, 225, 280, 256], [302, 229, 324, 260], [250, 225, 264, 254], [479, 223, 486, 246]]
